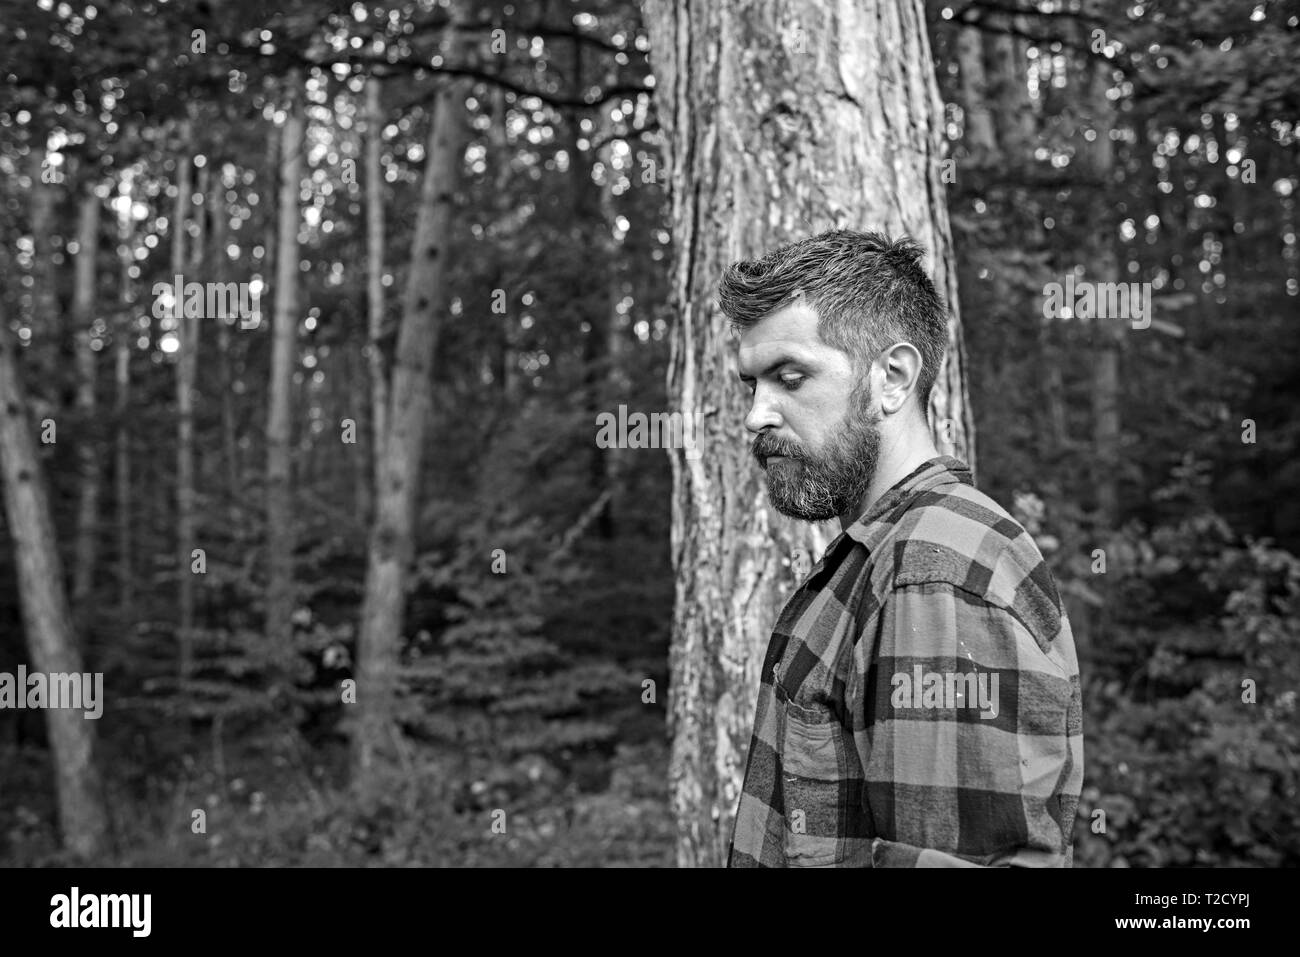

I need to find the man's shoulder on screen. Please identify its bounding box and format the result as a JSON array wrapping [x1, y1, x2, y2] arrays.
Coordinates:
[[873, 480, 1067, 647]]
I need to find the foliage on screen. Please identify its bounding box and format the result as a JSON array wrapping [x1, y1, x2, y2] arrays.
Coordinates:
[[1026, 490, 1300, 866]]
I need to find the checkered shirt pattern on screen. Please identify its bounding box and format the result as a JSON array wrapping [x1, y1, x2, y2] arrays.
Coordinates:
[[727, 456, 1084, 867]]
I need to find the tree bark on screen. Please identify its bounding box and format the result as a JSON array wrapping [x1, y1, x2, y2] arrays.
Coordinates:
[[0, 302, 110, 860], [70, 186, 101, 633], [642, 0, 974, 867], [351, 73, 467, 790], [266, 77, 304, 659]]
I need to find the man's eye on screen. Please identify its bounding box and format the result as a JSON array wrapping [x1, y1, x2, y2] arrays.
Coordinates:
[[780, 375, 805, 391]]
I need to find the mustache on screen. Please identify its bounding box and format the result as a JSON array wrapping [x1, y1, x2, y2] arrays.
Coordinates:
[[751, 431, 808, 466]]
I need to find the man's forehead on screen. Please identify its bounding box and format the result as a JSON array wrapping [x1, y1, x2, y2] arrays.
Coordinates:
[[735, 301, 826, 370], [736, 337, 820, 370]]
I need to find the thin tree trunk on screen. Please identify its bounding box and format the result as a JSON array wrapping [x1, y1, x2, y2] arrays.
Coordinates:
[[352, 73, 467, 790], [114, 172, 136, 627], [217, 328, 238, 497], [1038, 295, 1069, 459], [0, 303, 110, 860], [1085, 53, 1122, 528], [113, 168, 137, 620], [1072, 20, 1122, 653], [568, 37, 614, 537], [347, 346, 370, 518], [266, 77, 304, 658], [987, 14, 1035, 157], [642, 0, 974, 868], [70, 187, 101, 633], [212, 169, 240, 508], [262, 124, 279, 295], [27, 147, 63, 400], [177, 141, 201, 680], [598, 68, 628, 531], [486, 85, 520, 406], [366, 77, 389, 508], [955, 26, 996, 157], [983, 15, 1065, 456]]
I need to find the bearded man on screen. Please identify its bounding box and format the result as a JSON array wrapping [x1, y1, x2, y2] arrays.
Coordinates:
[[723, 229, 1083, 868]]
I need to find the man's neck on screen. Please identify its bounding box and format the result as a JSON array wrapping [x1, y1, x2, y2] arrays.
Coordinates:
[[837, 424, 941, 531]]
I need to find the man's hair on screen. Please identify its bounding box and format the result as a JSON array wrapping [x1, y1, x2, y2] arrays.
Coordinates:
[[717, 229, 948, 409]]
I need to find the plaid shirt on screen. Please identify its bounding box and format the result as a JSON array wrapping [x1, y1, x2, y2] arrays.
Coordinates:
[[727, 456, 1083, 867]]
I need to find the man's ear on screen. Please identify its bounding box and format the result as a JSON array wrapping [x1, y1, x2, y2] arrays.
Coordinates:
[[877, 342, 923, 416]]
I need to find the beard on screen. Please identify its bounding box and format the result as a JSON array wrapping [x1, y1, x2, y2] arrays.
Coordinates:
[[751, 384, 881, 523]]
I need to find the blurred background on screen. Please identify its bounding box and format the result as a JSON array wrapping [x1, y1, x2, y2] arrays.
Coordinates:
[[1, 0, 1297, 867]]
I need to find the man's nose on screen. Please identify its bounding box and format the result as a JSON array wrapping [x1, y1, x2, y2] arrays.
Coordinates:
[[744, 391, 782, 434]]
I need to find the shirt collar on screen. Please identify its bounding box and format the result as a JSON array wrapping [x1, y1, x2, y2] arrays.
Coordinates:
[[838, 455, 972, 554]]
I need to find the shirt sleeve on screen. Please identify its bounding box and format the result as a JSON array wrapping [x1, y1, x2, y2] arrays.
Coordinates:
[[850, 580, 1084, 867]]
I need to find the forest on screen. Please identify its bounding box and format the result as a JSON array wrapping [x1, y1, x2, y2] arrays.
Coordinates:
[[1, 0, 1298, 868]]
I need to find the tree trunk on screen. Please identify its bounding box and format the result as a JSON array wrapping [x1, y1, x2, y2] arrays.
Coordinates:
[[0, 304, 110, 860], [352, 75, 467, 790], [1073, 23, 1121, 653], [262, 123, 279, 295], [987, 14, 1036, 157], [212, 170, 240, 510], [109, 174, 134, 619], [27, 147, 63, 403], [176, 141, 200, 680], [597, 68, 628, 531], [70, 187, 101, 633], [366, 76, 389, 509], [1085, 54, 1121, 529], [982, 15, 1065, 458], [955, 26, 996, 157], [487, 85, 520, 406], [642, 0, 974, 868], [266, 77, 303, 658], [114, 171, 138, 629], [568, 37, 614, 537], [347, 345, 371, 518]]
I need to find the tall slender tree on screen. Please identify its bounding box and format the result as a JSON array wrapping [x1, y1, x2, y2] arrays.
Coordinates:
[[486, 85, 520, 405], [70, 184, 102, 632], [266, 75, 304, 663], [26, 146, 62, 398], [352, 67, 469, 791], [956, 25, 996, 157], [365, 76, 389, 506], [112, 172, 133, 617], [212, 166, 240, 513], [1085, 51, 1122, 530], [0, 299, 110, 860], [176, 132, 201, 680]]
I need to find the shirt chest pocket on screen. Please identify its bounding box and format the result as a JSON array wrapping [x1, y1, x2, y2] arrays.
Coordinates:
[[773, 664, 849, 867]]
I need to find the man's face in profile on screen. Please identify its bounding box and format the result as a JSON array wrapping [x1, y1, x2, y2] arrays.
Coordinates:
[[737, 301, 883, 522]]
